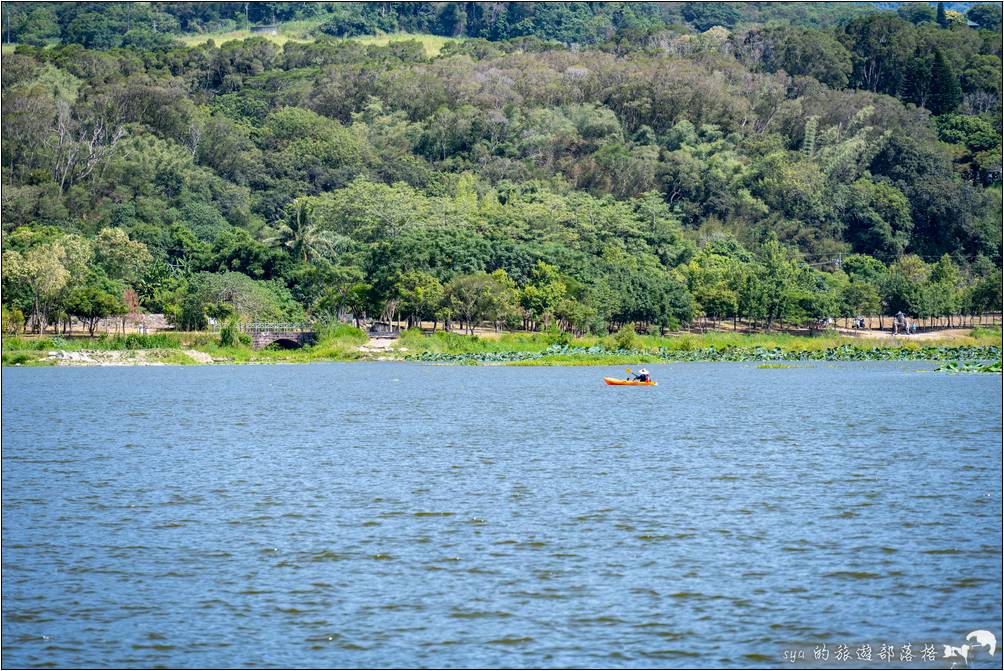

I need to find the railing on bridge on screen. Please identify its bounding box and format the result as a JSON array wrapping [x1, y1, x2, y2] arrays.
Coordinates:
[[222, 322, 319, 349], [236, 322, 314, 334]]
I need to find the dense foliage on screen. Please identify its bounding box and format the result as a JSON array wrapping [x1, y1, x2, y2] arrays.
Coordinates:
[[2, 2, 1001, 336], [0, 2, 891, 48]]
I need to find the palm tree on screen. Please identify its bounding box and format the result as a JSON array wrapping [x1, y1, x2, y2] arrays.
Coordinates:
[[265, 202, 344, 263]]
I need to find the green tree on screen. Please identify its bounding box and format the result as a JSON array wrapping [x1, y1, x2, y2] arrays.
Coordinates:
[[309, 264, 367, 320], [795, 270, 843, 324], [682, 2, 740, 31], [960, 55, 1002, 100], [936, 2, 948, 27], [445, 273, 497, 334], [2, 243, 70, 333], [12, 6, 61, 45], [265, 201, 344, 263], [484, 269, 520, 331], [841, 179, 913, 262], [344, 283, 374, 328], [685, 238, 749, 327], [758, 238, 803, 330], [174, 272, 300, 329], [937, 114, 1000, 152], [750, 26, 853, 88], [519, 262, 567, 331], [870, 132, 987, 259], [94, 228, 154, 286], [395, 270, 445, 329], [882, 255, 930, 316], [555, 296, 598, 335], [967, 4, 1003, 30], [966, 268, 1003, 318], [841, 280, 881, 321], [695, 285, 738, 325], [841, 14, 917, 94], [928, 254, 963, 324], [898, 4, 936, 25], [842, 254, 887, 284], [927, 48, 962, 115], [65, 274, 128, 336]]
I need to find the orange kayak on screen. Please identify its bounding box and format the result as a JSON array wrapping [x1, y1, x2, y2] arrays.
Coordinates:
[[604, 377, 657, 386]]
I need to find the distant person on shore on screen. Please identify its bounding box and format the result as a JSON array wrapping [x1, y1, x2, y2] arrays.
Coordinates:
[[894, 311, 908, 335]]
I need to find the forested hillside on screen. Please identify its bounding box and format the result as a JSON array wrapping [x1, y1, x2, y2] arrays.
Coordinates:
[[2, 2, 1002, 336]]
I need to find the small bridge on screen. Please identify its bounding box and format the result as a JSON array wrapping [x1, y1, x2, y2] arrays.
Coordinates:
[[240, 322, 317, 350]]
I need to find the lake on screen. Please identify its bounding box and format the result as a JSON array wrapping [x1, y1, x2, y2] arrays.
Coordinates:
[[2, 362, 1001, 668]]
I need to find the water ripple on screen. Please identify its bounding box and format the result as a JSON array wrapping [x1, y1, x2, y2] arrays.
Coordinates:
[[2, 362, 1001, 668]]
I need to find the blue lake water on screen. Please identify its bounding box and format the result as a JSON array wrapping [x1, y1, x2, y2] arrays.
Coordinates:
[[2, 362, 1001, 668]]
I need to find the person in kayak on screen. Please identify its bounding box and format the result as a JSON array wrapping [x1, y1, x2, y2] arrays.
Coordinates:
[[634, 368, 651, 382]]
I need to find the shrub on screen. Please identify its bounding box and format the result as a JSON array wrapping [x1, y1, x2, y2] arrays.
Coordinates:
[[316, 321, 368, 344], [2, 352, 34, 365], [96, 334, 182, 350], [2, 306, 25, 335], [545, 327, 574, 346], [124, 334, 180, 349], [614, 323, 638, 350], [219, 319, 248, 348], [2, 336, 52, 351], [971, 325, 1002, 339]]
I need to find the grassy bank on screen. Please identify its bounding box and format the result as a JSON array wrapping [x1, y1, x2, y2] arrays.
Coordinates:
[[174, 17, 325, 47], [348, 32, 454, 56], [175, 26, 452, 56], [3, 326, 1001, 368], [401, 327, 1002, 354]]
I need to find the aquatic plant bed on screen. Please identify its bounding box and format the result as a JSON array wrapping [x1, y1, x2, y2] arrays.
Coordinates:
[[407, 344, 1003, 364], [935, 360, 1003, 373]]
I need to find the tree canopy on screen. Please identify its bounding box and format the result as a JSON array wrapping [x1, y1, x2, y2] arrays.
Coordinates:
[[2, 2, 1000, 335]]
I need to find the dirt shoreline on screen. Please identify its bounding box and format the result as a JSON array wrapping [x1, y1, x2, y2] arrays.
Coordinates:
[[40, 349, 218, 366]]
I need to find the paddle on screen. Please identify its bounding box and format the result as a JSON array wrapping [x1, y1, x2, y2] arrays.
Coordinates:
[[625, 367, 632, 380]]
